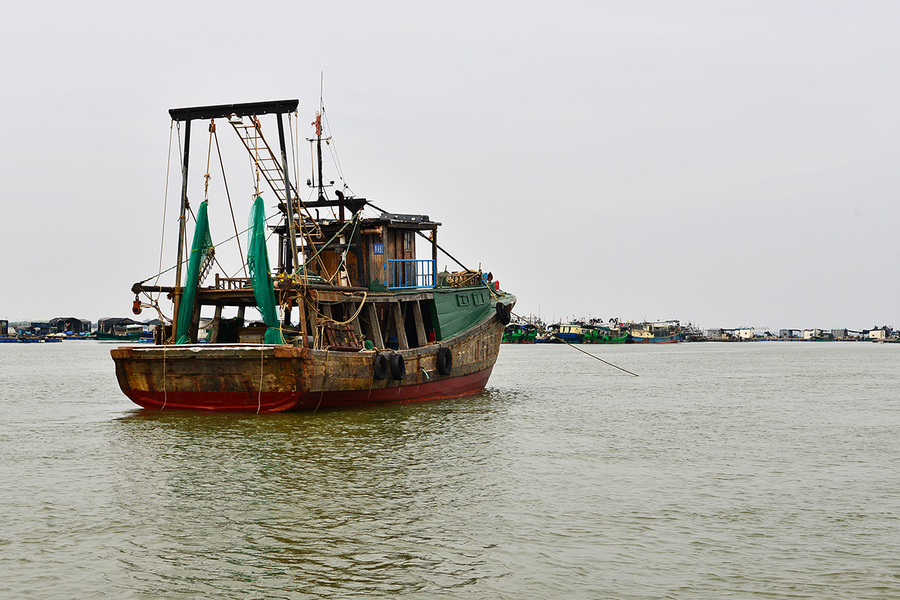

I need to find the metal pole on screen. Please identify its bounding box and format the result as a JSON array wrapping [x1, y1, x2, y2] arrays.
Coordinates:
[[277, 112, 302, 345], [277, 113, 299, 271], [171, 118, 192, 342]]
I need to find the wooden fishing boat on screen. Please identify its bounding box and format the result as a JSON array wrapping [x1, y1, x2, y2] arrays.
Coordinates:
[[626, 321, 682, 344], [502, 323, 537, 343], [98, 325, 144, 341], [110, 99, 515, 412], [554, 322, 587, 344], [581, 322, 629, 344], [97, 331, 142, 341]]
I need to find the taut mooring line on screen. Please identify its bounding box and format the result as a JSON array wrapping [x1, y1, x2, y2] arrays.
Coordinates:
[[511, 311, 640, 377]]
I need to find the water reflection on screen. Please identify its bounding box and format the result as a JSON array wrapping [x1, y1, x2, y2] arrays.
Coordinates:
[[8, 343, 899, 597], [110, 393, 515, 597]]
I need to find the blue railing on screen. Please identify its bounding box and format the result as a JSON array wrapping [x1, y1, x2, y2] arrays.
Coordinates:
[[388, 259, 436, 289]]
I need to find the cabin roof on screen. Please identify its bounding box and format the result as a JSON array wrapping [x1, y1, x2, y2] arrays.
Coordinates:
[[313, 213, 441, 232], [367, 213, 440, 229]]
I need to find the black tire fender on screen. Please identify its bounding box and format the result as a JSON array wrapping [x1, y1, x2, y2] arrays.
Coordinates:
[[436, 347, 452, 376], [389, 352, 405, 381], [495, 302, 511, 325], [373, 353, 389, 380]]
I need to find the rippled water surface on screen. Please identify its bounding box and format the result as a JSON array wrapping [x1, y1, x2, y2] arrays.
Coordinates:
[[1, 341, 899, 598]]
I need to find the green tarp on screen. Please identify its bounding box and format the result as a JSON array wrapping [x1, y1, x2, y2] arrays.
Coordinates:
[[247, 196, 285, 344], [176, 201, 213, 344]]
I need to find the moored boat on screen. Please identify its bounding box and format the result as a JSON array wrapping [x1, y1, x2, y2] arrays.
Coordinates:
[[502, 323, 537, 343], [591, 333, 630, 344], [625, 321, 682, 344], [582, 320, 629, 344], [110, 99, 515, 412], [97, 330, 142, 341], [543, 322, 587, 343]]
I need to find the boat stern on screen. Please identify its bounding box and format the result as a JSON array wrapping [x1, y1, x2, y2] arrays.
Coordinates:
[[110, 344, 311, 412]]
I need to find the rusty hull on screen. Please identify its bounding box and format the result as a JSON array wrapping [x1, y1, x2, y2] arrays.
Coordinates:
[[110, 313, 506, 412], [295, 313, 504, 409], [111, 344, 311, 412]]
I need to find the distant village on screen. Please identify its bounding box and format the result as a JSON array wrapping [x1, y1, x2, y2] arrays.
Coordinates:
[[2, 316, 897, 345], [703, 325, 896, 342], [503, 318, 899, 344], [0, 317, 157, 342]]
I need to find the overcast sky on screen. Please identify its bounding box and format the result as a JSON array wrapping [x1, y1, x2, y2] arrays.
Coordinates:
[[2, 0, 898, 331]]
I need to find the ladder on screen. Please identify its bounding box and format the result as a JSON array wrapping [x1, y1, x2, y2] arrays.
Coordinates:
[[228, 115, 325, 266], [228, 116, 299, 204]]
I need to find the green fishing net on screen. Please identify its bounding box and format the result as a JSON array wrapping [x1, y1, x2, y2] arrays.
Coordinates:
[[176, 200, 213, 344], [248, 196, 285, 344]]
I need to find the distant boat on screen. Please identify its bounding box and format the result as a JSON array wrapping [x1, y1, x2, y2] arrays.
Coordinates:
[[629, 333, 680, 344], [543, 322, 630, 344], [0, 336, 62, 343], [626, 321, 682, 344], [502, 323, 537, 343], [582, 322, 629, 344], [97, 331, 142, 341], [534, 331, 555, 343], [98, 324, 145, 341], [543, 322, 589, 343]]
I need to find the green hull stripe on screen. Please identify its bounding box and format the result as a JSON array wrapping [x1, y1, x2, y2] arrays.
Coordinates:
[[431, 287, 494, 340]]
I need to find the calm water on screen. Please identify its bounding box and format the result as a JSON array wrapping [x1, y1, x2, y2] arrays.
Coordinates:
[[1, 340, 898, 599]]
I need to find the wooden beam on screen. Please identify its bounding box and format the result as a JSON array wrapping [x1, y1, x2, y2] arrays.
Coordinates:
[[189, 296, 202, 343], [297, 295, 308, 348], [307, 300, 318, 347], [348, 302, 363, 337], [210, 305, 223, 343], [411, 301, 427, 347], [366, 303, 384, 349], [391, 301, 408, 350]]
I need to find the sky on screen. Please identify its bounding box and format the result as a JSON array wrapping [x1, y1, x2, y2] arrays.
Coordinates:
[[2, 0, 898, 331]]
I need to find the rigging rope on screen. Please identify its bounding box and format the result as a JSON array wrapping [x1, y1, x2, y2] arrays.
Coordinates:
[[212, 122, 247, 277], [332, 213, 361, 284], [509, 310, 639, 377], [156, 122, 175, 290], [203, 121, 213, 202], [321, 108, 346, 188], [135, 211, 283, 285], [372, 198, 638, 375], [302, 291, 368, 326], [290, 212, 360, 280]]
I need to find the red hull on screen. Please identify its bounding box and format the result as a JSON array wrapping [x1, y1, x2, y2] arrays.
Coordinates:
[[293, 366, 493, 410], [120, 367, 493, 412], [123, 390, 301, 413]]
